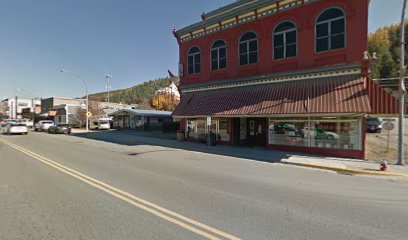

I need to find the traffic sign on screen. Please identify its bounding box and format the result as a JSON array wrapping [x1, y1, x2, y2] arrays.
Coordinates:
[[383, 121, 395, 131], [86, 112, 93, 118]]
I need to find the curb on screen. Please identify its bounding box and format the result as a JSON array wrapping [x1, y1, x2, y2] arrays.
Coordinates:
[[281, 161, 408, 178]]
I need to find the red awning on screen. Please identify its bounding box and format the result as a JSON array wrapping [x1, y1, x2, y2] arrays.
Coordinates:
[[173, 75, 371, 117]]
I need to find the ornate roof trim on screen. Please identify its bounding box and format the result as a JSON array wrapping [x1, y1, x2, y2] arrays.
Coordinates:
[[176, 0, 317, 43]]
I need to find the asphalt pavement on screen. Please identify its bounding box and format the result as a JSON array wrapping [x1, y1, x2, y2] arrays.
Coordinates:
[[1, 131, 408, 240]]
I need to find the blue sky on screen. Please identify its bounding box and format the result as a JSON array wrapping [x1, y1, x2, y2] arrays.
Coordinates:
[[0, 0, 404, 99]]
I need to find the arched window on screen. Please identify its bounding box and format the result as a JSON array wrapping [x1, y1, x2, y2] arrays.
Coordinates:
[[316, 8, 346, 52], [274, 21, 297, 60], [188, 47, 201, 74], [211, 40, 227, 70], [239, 32, 258, 65]]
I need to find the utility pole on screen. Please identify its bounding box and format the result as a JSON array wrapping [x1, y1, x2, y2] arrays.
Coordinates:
[[105, 73, 112, 103], [398, 0, 407, 166]]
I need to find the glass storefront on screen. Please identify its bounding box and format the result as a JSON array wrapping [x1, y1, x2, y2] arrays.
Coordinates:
[[185, 118, 230, 142], [268, 117, 362, 151]]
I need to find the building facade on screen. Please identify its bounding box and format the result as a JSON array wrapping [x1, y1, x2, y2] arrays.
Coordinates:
[[0, 98, 41, 119], [172, 0, 399, 159], [41, 97, 132, 126]]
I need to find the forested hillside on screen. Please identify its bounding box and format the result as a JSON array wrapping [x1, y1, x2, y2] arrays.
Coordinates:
[[368, 22, 408, 79], [90, 77, 179, 105]]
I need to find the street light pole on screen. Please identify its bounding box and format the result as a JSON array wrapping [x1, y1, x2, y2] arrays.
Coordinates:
[[398, 0, 407, 166], [60, 68, 89, 132], [105, 73, 112, 103]]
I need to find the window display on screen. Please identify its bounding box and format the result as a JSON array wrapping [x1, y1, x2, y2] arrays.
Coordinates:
[[269, 117, 362, 150], [185, 118, 230, 142]]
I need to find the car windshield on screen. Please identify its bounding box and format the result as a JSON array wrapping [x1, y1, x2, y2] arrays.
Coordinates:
[[12, 124, 26, 127], [367, 118, 381, 124], [100, 121, 109, 124], [43, 121, 54, 124], [57, 124, 69, 127]]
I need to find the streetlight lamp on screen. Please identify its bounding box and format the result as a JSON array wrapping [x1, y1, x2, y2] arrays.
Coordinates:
[[105, 73, 112, 103], [60, 68, 90, 132]]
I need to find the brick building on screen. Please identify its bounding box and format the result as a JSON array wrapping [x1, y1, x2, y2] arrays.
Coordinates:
[[172, 0, 405, 159]]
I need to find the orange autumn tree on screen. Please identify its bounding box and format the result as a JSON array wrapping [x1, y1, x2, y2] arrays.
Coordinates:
[[77, 98, 105, 126], [151, 92, 180, 111]]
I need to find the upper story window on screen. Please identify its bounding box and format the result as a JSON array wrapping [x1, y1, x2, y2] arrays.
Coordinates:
[[188, 47, 201, 74], [274, 21, 297, 60], [211, 40, 227, 71], [316, 8, 346, 52], [239, 32, 258, 65]]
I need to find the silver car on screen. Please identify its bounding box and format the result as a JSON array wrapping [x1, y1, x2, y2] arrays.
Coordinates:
[[2, 123, 28, 135], [34, 120, 55, 132]]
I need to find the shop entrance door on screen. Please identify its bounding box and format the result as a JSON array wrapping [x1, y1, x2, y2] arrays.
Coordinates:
[[232, 118, 240, 145], [247, 118, 267, 147]]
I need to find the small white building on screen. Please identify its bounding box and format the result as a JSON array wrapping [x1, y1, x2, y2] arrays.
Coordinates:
[[155, 82, 180, 100]]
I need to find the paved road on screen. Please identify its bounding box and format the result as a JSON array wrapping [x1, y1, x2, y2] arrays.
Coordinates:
[[1, 131, 407, 240]]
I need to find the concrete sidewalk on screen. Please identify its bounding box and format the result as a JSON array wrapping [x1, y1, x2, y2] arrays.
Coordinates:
[[281, 156, 408, 178], [71, 129, 408, 178]]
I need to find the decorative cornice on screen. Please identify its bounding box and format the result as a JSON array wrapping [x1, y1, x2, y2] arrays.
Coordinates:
[[181, 65, 362, 93], [177, 0, 316, 43]]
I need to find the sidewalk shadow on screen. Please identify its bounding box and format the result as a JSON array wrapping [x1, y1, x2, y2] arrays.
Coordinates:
[[70, 130, 292, 164]]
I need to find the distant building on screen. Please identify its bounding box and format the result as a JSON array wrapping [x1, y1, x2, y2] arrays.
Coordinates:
[[0, 98, 41, 119], [109, 109, 173, 131], [155, 81, 180, 100], [41, 97, 133, 125]]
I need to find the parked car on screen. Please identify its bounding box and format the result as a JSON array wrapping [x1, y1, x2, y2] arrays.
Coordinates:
[[34, 120, 54, 132], [2, 123, 28, 135], [48, 124, 71, 134], [24, 120, 34, 128], [274, 124, 302, 137], [98, 119, 111, 130], [1, 120, 14, 128], [315, 128, 340, 140], [366, 118, 382, 133]]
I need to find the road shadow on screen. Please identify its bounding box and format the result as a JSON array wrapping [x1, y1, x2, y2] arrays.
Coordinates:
[[70, 130, 293, 163]]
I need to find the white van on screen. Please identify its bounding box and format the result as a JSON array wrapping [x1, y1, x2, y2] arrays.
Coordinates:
[[98, 118, 111, 130]]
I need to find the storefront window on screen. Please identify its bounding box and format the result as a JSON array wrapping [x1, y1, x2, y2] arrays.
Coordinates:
[[196, 119, 206, 136], [186, 118, 230, 142], [218, 118, 229, 142], [186, 120, 196, 139], [269, 117, 362, 151]]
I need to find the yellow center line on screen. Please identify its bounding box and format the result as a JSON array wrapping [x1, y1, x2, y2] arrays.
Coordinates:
[[0, 138, 240, 240]]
